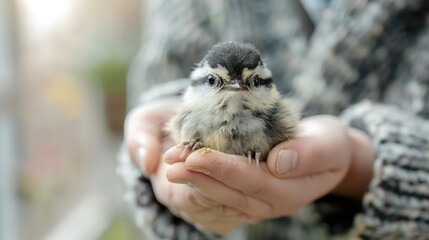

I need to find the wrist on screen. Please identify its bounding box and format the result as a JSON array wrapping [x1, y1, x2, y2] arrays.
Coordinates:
[[332, 128, 375, 200]]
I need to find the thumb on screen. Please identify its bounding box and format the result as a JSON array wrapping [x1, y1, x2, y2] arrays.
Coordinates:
[[124, 98, 181, 176], [266, 116, 351, 178], [124, 107, 166, 175], [125, 130, 162, 176]]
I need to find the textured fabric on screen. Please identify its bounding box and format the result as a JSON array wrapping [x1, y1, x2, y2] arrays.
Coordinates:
[[341, 102, 429, 239], [121, 0, 429, 239], [294, 0, 429, 116], [127, 0, 312, 108]]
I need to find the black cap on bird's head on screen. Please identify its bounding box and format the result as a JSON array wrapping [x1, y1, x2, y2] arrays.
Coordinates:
[[203, 42, 261, 80], [190, 41, 273, 91]]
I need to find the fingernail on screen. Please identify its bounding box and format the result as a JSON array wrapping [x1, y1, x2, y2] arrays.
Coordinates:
[[168, 178, 188, 184], [167, 177, 188, 184], [276, 149, 298, 175], [137, 147, 147, 174], [136, 133, 148, 174]]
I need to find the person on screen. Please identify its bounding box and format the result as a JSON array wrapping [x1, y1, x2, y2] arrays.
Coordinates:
[[119, 0, 429, 239]]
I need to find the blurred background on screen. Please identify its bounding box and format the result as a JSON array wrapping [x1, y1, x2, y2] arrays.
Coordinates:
[[1, 0, 141, 239]]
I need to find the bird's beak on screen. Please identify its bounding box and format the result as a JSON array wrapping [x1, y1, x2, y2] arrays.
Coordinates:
[[222, 80, 247, 91]]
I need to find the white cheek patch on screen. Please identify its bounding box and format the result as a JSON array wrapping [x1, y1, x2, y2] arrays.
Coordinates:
[[254, 65, 272, 79], [190, 63, 210, 79], [190, 63, 231, 82]]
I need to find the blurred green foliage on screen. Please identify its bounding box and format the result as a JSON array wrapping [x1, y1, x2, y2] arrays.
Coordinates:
[[87, 55, 130, 94], [98, 216, 139, 240]]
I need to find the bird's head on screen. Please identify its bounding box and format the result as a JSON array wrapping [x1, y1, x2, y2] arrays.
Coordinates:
[[186, 42, 279, 108]]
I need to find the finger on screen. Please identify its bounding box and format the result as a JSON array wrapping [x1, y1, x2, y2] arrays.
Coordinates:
[[179, 203, 241, 224], [183, 189, 244, 218], [182, 147, 344, 218], [183, 149, 273, 199], [194, 216, 243, 236], [267, 115, 351, 178], [152, 162, 237, 217], [180, 151, 341, 218], [179, 148, 344, 219], [163, 145, 191, 165], [125, 131, 161, 175], [261, 169, 345, 217], [167, 162, 272, 218], [125, 101, 177, 175], [152, 178, 207, 214], [151, 162, 208, 215]]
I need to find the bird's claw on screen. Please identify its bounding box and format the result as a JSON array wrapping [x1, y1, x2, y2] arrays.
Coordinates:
[[180, 139, 204, 158], [246, 150, 261, 168]]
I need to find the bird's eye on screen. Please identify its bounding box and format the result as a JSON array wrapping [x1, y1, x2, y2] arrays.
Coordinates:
[[206, 75, 220, 87], [251, 76, 260, 88]]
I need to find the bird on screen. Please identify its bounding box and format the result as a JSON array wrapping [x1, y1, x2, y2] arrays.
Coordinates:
[[167, 41, 299, 166]]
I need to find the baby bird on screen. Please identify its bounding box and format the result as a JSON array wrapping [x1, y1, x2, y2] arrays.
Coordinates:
[[168, 41, 299, 166]]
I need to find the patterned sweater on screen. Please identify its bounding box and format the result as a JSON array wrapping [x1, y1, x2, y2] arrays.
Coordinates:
[[119, 0, 429, 239]]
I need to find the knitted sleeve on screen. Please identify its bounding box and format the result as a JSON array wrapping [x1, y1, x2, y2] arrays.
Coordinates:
[[294, 0, 429, 116], [294, 1, 429, 238], [126, 0, 220, 108], [340, 101, 429, 239], [126, 0, 312, 108]]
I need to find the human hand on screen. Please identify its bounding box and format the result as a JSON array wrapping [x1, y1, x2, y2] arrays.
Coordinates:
[[267, 115, 375, 200], [124, 98, 180, 175], [164, 115, 375, 225], [151, 160, 247, 235], [125, 98, 246, 235]]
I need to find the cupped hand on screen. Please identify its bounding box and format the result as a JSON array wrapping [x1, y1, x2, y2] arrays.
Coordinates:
[[124, 98, 245, 235], [151, 160, 247, 235], [164, 115, 375, 225], [124, 98, 180, 175]]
